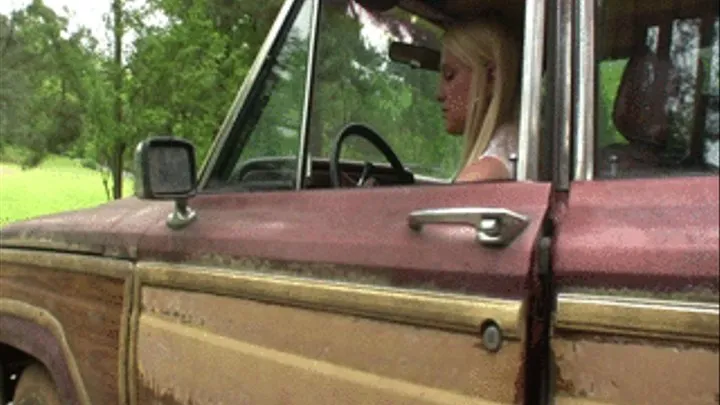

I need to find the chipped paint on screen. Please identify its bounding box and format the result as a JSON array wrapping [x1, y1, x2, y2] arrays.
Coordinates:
[[189, 253, 485, 295], [137, 372, 195, 405], [193, 254, 398, 287]]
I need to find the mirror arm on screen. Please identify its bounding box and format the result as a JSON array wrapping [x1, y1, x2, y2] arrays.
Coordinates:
[[166, 197, 197, 230]]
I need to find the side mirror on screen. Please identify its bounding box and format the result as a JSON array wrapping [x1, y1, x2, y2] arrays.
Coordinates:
[[134, 136, 198, 229]]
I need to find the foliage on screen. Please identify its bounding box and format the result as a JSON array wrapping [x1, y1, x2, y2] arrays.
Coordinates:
[[0, 1, 95, 168]]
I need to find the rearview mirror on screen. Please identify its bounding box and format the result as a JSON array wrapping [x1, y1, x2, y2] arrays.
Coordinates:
[[134, 136, 198, 230], [389, 42, 441, 72]]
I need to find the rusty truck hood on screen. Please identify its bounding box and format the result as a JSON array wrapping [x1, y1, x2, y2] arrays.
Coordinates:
[[0, 198, 173, 259]]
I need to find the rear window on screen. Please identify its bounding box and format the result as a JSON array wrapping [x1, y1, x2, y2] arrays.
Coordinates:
[[594, 0, 719, 179]]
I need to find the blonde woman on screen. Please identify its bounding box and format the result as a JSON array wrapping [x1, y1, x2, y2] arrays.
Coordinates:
[[437, 18, 522, 182]]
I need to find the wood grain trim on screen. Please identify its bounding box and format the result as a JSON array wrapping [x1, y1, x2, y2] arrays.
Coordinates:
[[556, 293, 720, 344], [141, 314, 506, 405], [117, 276, 133, 405], [138, 262, 524, 338], [0, 248, 132, 279], [0, 299, 92, 405], [127, 271, 141, 405]]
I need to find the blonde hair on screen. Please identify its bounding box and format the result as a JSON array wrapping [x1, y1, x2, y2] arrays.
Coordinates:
[[442, 18, 522, 170]]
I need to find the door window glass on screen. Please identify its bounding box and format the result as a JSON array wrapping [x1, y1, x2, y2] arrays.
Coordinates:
[[594, 0, 719, 179], [309, 1, 460, 181], [205, 0, 312, 191]]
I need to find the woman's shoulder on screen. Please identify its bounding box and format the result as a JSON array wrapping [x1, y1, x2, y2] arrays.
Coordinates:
[[494, 122, 519, 144], [483, 122, 518, 159]]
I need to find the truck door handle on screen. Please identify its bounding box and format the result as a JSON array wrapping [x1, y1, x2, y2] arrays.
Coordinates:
[[407, 207, 529, 247]]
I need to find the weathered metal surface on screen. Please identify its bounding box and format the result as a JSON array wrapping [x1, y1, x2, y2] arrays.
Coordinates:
[[556, 293, 719, 344], [0, 308, 88, 405], [553, 338, 719, 405], [0, 262, 127, 405], [0, 248, 133, 279], [137, 262, 525, 338], [553, 290, 719, 404], [137, 286, 525, 404], [553, 176, 720, 292], [138, 182, 552, 298], [0, 197, 171, 259]]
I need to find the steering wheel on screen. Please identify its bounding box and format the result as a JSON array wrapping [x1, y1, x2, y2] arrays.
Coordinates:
[[329, 123, 414, 188]]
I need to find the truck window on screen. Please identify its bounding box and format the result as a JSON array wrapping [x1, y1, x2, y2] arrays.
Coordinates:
[[309, 1, 457, 180], [594, 0, 719, 179], [205, 0, 312, 191]]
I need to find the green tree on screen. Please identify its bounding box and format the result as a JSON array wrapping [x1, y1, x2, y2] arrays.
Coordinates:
[[0, 1, 94, 167]]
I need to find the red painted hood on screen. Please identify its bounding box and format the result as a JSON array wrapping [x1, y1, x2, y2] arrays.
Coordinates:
[[0, 197, 173, 259]]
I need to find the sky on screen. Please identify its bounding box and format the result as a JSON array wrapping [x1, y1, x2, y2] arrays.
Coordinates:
[[1, 0, 112, 41], [0, 0, 390, 54]]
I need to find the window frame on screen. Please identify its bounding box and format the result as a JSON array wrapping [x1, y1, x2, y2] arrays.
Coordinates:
[[198, 0, 559, 191], [576, 0, 720, 181], [572, 0, 597, 182], [197, 0, 311, 192]]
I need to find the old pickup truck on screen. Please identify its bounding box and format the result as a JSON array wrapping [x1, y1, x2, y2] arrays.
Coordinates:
[[1, 0, 718, 404]]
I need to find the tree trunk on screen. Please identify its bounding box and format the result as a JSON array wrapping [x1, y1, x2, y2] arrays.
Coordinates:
[[112, 0, 124, 199], [111, 142, 125, 199]]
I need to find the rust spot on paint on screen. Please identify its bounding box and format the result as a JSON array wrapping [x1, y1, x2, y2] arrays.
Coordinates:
[[143, 306, 206, 328], [196, 254, 393, 284], [553, 351, 576, 395], [138, 371, 198, 405], [190, 254, 476, 295]]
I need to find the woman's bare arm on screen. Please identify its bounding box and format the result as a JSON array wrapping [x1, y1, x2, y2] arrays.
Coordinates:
[[455, 156, 511, 182]]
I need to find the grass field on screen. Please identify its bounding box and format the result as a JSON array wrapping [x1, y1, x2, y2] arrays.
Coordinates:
[[0, 155, 134, 227]]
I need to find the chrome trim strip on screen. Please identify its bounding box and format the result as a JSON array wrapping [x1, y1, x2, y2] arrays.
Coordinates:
[[197, 0, 299, 189], [0, 248, 133, 279], [296, 0, 321, 189], [554, 0, 574, 191], [573, 0, 597, 181], [556, 293, 720, 344], [137, 262, 524, 339], [517, 0, 547, 181]]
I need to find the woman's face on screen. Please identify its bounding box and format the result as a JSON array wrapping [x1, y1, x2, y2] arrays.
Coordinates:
[[437, 50, 473, 135]]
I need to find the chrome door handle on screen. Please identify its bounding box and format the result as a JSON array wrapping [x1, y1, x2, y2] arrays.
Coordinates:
[[407, 207, 529, 247]]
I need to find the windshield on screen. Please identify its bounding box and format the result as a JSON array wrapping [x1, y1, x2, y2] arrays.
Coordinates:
[[309, 0, 460, 180]]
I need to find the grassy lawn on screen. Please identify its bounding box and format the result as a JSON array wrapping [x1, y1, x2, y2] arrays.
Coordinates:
[[0, 155, 134, 227]]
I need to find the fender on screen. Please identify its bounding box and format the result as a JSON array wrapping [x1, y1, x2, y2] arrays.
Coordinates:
[[0, 299, 91, 405]]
